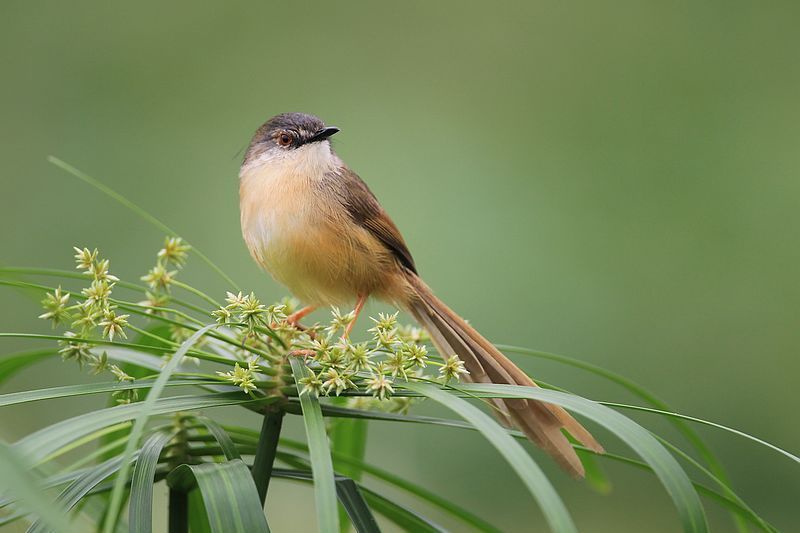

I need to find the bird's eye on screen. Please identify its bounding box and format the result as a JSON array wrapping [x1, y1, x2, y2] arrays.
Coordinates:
[[277, 132, 293, 147]]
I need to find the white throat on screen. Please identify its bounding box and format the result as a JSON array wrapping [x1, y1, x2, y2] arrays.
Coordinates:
[[239, 140, 338, 181]]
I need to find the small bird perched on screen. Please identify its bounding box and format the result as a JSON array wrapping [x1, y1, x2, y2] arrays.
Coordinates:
[[239, 112, 603, 476]]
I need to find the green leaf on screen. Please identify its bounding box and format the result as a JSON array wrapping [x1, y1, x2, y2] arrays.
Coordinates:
[[561, 431, 611, 494], [452, 383, 709, 533], [235, 420, 773, 532], [103, 323, 219, 533], [0, 379, 216, 407], [588, 448, 777, 532], [329, 414, 368, 532], [280, 439, 501, 533], [269, 468, 381, 533], [251, 411, 285, 505], [400, 382, 576, 533], [601, 401, 800, 465], [28, 455, 131, 533], [312, 403, 766, 531], [360, 487, 444, 533], [303, 391, 799, 465], [166, 459, 269, 533], [576, 447, 612, 494], [289, 358, 340, 533], [129, 431, 174, 533], [14, 392, 269, 464], [194, 416, 241, 460], [0, 349, 55, 387], [127, 323, 178, 377], [332, 477, 380, 533], [0, 442, 76, 533], [271, 462, 381, 533], [188, 488, 213, 533], [104, 347, 169, 373], [498, 343, 745, 530], [303, 406, 771, 530], [329, 418, 367, 482]]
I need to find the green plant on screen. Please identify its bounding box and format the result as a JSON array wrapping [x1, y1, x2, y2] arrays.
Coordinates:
[[0, 159, 796, 532]]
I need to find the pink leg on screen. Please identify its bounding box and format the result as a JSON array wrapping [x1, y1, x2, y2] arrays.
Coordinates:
[[286, 305, 317, 327], [343, 294, 368, 338]]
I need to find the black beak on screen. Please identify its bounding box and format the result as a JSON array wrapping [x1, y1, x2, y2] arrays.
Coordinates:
[[308, 126, 340, 143]]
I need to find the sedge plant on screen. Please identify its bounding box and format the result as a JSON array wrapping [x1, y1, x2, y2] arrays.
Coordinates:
[[0, 159, 797, 532]]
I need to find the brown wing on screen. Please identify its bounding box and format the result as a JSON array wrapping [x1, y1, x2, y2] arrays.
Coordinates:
[[325, 166, 417, 274]]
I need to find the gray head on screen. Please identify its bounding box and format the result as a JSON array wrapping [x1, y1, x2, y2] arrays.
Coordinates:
[[243, 112, 339, 165]]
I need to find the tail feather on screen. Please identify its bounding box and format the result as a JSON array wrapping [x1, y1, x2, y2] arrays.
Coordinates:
[[411, 297, 515, 427], [404, 273, 603, 477]]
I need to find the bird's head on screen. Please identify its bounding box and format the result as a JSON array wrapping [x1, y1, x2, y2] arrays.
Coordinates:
[[242, 112, 340, 172]]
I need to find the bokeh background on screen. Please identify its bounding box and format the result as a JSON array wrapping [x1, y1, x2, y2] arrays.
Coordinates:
[[1, 1, 798, 531]]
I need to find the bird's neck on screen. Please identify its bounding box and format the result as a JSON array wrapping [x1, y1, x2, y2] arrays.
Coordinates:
[[240, 141, 339, 183], [238, 141, 342, 249]]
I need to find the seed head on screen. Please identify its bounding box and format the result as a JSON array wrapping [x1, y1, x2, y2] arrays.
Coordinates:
[[439, 355, 469, 383], [39, 286, 71, 327], [158, 237, 191, 267]]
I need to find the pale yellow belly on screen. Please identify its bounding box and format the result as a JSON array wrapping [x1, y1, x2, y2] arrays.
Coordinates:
[[240, 172, 398, 306]]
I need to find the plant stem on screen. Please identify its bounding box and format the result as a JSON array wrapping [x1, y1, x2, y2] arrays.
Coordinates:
[[251, 409, 285, 506], [172, 280, 222, 308], [47, 156, 242, 291], [168, 488, 188, 533], [167, 414, 191, 533]]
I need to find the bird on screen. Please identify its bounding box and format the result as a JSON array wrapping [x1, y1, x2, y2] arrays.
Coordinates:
[[238, 112, 603, 477]]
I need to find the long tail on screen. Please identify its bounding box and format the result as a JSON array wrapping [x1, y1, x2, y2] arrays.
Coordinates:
[[404, 272, 604, 477]]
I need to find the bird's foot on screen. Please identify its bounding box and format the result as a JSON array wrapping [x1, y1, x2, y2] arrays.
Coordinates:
[[287, 349, 316, 360]]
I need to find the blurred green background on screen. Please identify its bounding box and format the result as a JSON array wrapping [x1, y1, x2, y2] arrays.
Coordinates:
[[1, 1, 798, 531]]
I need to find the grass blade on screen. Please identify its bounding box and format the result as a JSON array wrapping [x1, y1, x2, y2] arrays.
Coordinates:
[[194, 416, 241, 460], [585, 447, 777, 532], [269, 468, 380, 533], [453, 383, 708, 533], [278, 441, 501, 532], [0, 379, 216, 407], [188, 488, 212, 533], [329, 415, 368, 531], [600, 402, 800, 465], [576, 446, 612, 494], [329, 417, 367, 483], [400, 382, 576, 533], [304, 389, 799, 465], [291, 407, 771, 532], [166, 459, 269, 533], [129, 431, 174, 533], [102, 324, 218, 533], [289, 358, 340, 532], [251, 411, 284, 505], [360, 488, 444, 533], [0, 442, 75, 533], [28, 455, 132, 533], [15, 393, 270, 464], [497, 343, 746, 530], [333, 477, 380, 533]]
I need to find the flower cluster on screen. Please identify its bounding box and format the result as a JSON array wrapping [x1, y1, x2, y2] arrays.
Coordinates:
[[287, 308, 467, 405], [139, 237, 190, 315], [39, 239, 470, 410], [214, 291, 287, 333], [216, 357, 261, 394], [39, 247, 136, 403]]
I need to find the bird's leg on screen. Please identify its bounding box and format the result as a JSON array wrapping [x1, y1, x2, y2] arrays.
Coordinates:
[[343, 294, 368, 339], [287, 349, 317, 360], [285, 305, 317, 328]]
